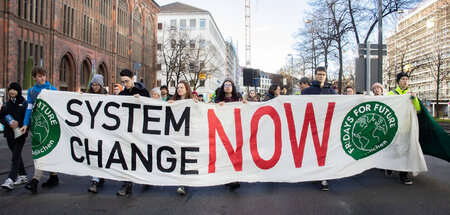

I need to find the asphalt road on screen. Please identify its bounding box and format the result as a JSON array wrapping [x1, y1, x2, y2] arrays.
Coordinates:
[[0, 137, 449, 215]]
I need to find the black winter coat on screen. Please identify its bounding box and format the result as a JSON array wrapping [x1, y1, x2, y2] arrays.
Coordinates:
[[301, 80, 337, 95], [118, 82, 150, 97], [0, 96, 27, 139]]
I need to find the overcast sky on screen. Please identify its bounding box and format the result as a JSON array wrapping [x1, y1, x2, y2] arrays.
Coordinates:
[[155, 0, 310, 74]]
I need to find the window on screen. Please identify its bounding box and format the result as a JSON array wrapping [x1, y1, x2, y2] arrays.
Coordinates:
[[80, 60, 91, 91], [190, 19, 196, 29], [180, 19, 186, 29], [157, 43, 162, 50], [117, 0, 129, 57], [158, 23, 162, 30], [62, 4, 74, 37], [17, 39, 44, 87], [157, 63, 162, 70], [170, 19, 177, 30], [199, 80, 205, 87], [18, 0, 46, 26], [190, 40, 195, 49], [199, 39, 206, 48], [132, 9, 142, 61], [170, 80, 175, 87], [82, 15, 92, 43], [200, 19, 206, 30]]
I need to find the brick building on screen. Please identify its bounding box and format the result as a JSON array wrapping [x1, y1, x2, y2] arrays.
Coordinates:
[[0, 0, 159, 92]]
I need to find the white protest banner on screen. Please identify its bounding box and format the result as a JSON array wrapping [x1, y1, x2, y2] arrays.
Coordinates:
[[31, 90, 427, 186]]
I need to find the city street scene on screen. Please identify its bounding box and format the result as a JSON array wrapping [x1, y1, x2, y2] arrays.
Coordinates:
[[0, 0, 449, 214]]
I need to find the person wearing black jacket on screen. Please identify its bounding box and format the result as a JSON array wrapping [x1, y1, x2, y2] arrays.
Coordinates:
[[116, 69, 150, 196], [301, 67, 337, 95], [118, 69, 150, 97], [0, 83, 28, 190], [301, 67, 336, 191]]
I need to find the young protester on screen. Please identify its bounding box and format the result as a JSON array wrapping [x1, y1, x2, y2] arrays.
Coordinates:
[[150, 88, 161, 99], [192, 91, 199, 100], [160, 85, 172, 101], [167, 81, 195, 195], [372, 83, 384, 96], [345, 86, 355, 95], [264, 84, 281, 101], [298, 77, 311, 92], [387, 72, 421, 185], [85, 75, 108, 193], [112, 84, 123, 95], [19, 67, 58, 193], [0, 83, 28, 190], [301, 67, 336, 191], [116, 69, 150, 196], [215, 78, 246, 191], [281, 87, 288, 95], [246, 90, 259, 102]]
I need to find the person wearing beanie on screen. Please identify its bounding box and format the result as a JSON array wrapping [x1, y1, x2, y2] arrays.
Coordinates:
[[372, 83, 384, 96], [19, 67, 59, 193], [387, 71, 421, 185], [87, 74, 108, 94], [150, 88, 161, 99], [113, 84, 123, 95], [192, 91, 199, 99], [85, 74, 108, 193], [0, 83, 28, 190]]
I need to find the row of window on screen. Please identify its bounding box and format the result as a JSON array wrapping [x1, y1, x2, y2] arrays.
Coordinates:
[[18, 0, 47, 26], [17, 40, 44, 87], [158, 19, 207, 31]]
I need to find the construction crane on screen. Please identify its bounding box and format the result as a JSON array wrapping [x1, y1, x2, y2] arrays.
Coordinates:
[[245, 0, 251, 68]]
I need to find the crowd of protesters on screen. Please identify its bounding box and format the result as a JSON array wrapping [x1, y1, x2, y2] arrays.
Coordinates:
[[0, 66, 421, 196]]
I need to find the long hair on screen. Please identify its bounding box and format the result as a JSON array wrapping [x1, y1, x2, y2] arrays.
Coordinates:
[[268, 84, 280, 96], [215, 79, 241, 102], [87, 86, 107, 94], [172, 80, 193, 100]]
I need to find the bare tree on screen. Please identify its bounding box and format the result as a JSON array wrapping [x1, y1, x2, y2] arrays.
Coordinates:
[[159, 27, 190, 86], [347, 0, 421, 45], [185, 40, 219, 91]]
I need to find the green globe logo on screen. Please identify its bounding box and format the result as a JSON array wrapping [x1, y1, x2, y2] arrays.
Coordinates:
[[31, 99, 60, 159], [341, 101, 398, 160]]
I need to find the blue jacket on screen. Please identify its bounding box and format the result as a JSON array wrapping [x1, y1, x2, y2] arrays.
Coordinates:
[[23, 81, 57, 126], [301, 80, 337, 95]]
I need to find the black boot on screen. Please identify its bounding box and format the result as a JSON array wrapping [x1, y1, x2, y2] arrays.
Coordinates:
[[25, 178, 39, 193], [229, 182, 241, 191], [88, 181, 99, 193], [42, 175, 59, 187], [117, 182, 132, 196]]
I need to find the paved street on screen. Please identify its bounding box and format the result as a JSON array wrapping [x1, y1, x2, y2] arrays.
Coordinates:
[[0, 135, 449, 215]]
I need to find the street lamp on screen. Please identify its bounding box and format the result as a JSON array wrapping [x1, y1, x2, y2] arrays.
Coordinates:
[[287, 54, 294, 93], [305, 19, 314, 79]]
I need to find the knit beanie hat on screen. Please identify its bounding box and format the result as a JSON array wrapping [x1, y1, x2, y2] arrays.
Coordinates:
[[151, 88, 161, 96], [396, 72, 409, 84], [372, 82, 383, 91], [8, 82, 22, 96], [90, 74, 104, 87]]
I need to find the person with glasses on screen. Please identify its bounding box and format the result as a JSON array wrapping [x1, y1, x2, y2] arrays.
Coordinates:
[[118, 69, 150, 98], [301, 67, 336, 191], [116, 69, 150, 196], [214, 77, 246, 191]]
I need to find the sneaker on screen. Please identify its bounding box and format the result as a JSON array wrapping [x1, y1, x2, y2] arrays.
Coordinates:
[[229, 182, 241, 191], [400, 176, 413, 185], [25, 178, 39, 193], [1, 178, 14, 190], [117, 182, 132, 196], [320, 180, 329, 191], [42, 175, 59, 187], [385, 170, 393, 176], [177, 186, 186, 195], [13, 175, 28, 186], [88, 181, 99, 193]]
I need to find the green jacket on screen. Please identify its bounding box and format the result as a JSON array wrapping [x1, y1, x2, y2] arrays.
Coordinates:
[[388, 86, 421, 112]]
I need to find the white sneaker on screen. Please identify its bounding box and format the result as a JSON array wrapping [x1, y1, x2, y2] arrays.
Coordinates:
[[177, 186, 186, 195], [13, 175, 27, 186], [1, 178, 14, 190]]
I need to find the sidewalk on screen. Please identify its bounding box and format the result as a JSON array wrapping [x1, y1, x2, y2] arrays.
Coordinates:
[[0, 134, 33, 175]]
